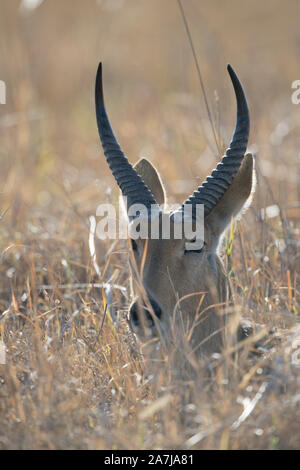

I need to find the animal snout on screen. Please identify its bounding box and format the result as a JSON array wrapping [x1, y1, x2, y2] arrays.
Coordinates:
[[129, 298, 162, 328]]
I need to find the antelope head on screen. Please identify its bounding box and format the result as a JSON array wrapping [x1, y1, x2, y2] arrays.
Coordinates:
[[95, 63, 254, 355]]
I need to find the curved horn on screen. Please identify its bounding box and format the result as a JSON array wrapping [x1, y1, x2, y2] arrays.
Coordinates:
[[177, 64, 249, 218], [95, 63, 158, 214]]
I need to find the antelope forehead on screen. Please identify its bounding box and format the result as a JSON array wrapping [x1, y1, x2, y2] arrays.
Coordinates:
[[127, 211, 205, 241], [128, 213, 151, 237], [127, 211, 178, 240]]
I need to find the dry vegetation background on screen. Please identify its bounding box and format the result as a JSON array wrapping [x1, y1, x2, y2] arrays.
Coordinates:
[[0, 0, 300, 450]]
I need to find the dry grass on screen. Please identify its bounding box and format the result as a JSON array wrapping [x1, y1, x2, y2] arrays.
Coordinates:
[[0, 0, 300, 450]]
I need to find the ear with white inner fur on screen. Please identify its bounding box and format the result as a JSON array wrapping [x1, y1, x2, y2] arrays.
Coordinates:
[[134, 158, 166, 207], [205, 153, 255, 244]]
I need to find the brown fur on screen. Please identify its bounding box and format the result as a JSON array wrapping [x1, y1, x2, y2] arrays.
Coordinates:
[[128, 155, 255, 356]]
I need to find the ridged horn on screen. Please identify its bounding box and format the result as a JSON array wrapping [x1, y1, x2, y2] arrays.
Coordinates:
[[95, 62, 158, 216], [177, 64, 249, 219]]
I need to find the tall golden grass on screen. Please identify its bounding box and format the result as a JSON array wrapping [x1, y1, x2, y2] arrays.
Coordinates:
[[0, 0, 299, 449]]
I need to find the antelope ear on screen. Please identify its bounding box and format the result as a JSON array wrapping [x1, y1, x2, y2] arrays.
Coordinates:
[[206, 153, 255, 240], [134, 158, 166, 206]]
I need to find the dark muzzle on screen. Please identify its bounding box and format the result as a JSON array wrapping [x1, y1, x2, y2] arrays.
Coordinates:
[[129, 298, 162, 329]]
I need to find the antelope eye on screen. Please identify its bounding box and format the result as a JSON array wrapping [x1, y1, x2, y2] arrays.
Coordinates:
[[184, 239, 205, 254], [130, 239, 138, 252]]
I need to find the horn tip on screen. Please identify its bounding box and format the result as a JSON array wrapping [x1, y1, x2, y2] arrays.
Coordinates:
[[227, 64, 237, 81], [95, 61, 104, 106], [96, 62, 103, 80]]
